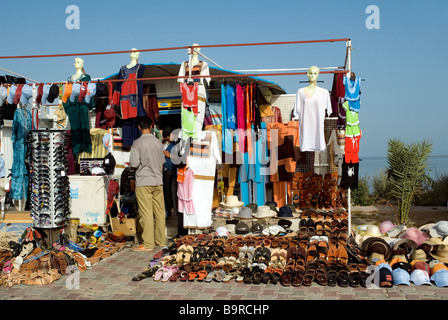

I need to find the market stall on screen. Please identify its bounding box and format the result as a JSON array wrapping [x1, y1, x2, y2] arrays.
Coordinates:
[[0, 38, 443, 290]]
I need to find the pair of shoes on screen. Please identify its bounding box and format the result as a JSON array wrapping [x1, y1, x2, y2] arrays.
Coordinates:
[[131, 245, 153, 252]]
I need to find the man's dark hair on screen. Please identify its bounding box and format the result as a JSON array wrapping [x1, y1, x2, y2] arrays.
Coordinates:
[[137, 117, 153, 130], [162, 127, 173, 139]]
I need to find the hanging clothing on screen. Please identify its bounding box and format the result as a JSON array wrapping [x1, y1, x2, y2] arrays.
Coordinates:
[[267, 121, 301, 182], [343, 76, 361, 112], [331, 72, 346, 101], [78, 128, 109, 159], [225, 84, 237, 130], [340, 158, 359, 190], [261, 105, 283, 125], [177, 168, 195, 215], [180, 82, 199, 116], [293, 87, 332, 152], [10, 108, 32, 200], [341, 101, 361, 138], [345, 131, 362, 164], [207, 101, 222, 125], [64, 98, 94, 158], [115, 64, 146, 120], [142, 83, 159, 124], [182, 130, 221, 229], [238, 123, 269, 206], [178, 61, 211, 131], [236, 84, 246, 153]]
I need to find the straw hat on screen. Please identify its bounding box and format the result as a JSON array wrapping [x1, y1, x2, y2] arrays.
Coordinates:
[[411, 249, 428, 262], [430, 244, 448, 263], [220, 195, 244, 208], [365, 225, 382, 237], [253, 205, 276, 219]]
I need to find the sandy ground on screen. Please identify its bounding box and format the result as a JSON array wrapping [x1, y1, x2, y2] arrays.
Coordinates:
[[350, 204, 448, 229]]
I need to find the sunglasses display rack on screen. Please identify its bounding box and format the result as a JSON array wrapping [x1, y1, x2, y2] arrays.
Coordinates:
[[29, 130, 70, 229]]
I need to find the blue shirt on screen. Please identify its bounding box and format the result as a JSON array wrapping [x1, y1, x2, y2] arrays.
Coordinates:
[[164, 142, 175, 170]]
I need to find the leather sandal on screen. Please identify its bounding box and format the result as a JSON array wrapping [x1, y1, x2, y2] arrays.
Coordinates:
[[262, 267, 275, 284], [271, 268, 283, 285]]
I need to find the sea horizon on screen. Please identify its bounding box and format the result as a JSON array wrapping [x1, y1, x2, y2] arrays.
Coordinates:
[[359, 155, 448, 182]]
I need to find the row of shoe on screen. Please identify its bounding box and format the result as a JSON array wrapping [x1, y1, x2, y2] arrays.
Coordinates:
[[291, 172, 348, 210], [133, 230, 369, 287]]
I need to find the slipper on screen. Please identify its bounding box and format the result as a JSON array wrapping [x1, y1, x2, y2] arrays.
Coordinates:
[[153, 266, 166, 281], [223, 270, 238, 283], [176, 244, 186, 262], [162, 266, 178, 282], [337, 269, 350, 287], [271, 268, 283, 285], [179, 270, 189, 282], [247, 246, 255, 261], [188, 272, 199, 281], [262, 267, 275, 284], [72, 252, 88, 272], [169, 269, 182, 282], [132, 266, 155, 281], [197, 270, 208, 281], [214, 269, 226, 282], [205, 270, 218, 283]]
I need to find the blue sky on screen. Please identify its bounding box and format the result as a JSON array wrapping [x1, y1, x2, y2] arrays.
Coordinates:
[[0, 0, 447, 157]]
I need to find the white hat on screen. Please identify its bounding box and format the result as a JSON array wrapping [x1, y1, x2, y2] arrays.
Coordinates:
[[410, 269, 431, 286], [365, 225, 382, 237], [429, 221, 448, 238], [220, 195, 244, 208], [388, 224, 407, 238], [253, 206, 276, 219]]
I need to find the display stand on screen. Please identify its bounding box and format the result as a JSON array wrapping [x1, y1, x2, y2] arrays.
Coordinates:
[[29, 130, 70, 229]]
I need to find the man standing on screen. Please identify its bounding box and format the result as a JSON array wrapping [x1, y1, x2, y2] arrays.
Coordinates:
[[130, 117, 166, 252]]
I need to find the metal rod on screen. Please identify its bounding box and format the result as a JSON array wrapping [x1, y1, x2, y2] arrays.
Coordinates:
[[0, 38, 351, 60], [0, 66, 40, 83]]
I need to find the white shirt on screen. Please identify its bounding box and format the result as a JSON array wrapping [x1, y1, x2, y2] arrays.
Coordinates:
[[183, 130, 222, 229], [293, 87, 332, 152]]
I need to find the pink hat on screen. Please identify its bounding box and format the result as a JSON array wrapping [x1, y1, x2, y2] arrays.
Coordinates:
[[380, 220, 396, 234], [401, 227, 429, 247]]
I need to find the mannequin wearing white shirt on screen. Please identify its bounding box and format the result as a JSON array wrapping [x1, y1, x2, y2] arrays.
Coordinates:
[[303, 65, 320, 98], [293, 66, 332, 152], [127, 48, 140, 69]]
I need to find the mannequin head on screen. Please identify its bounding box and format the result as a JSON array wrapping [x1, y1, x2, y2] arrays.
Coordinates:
[[191, 43, 201, 56], [130, 48, 140, 61], [260, 87, 273, 103], [307, 66, 320, 83], [74, 57, 84, 71]]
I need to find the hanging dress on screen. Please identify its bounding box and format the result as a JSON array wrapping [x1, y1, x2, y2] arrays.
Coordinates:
[[343, 76, 361, 112], [10, 108, 32, 200]]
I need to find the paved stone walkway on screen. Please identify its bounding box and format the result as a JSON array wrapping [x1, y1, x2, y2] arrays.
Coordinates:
[[1, 245, 448, 301]]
